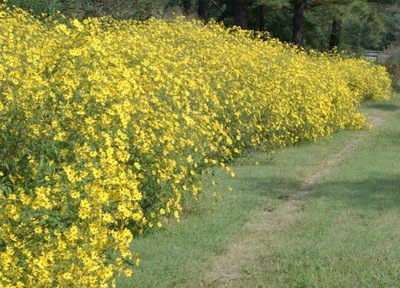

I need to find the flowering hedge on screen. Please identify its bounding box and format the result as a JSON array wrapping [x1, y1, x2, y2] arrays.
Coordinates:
[[0, 5, 392, 287]]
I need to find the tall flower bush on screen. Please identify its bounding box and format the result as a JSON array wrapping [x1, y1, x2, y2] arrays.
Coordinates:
[[0, 5, 392, 287]]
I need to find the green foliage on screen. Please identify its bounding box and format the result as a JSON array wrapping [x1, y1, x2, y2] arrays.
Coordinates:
[[4, 0, 60, 15], [3, 0, 186, 19], [382, 45, 400, 89], [249, 5, 292, 41], [383, 45, 400, 65], [382, 3, 400, 47], [256, 0, 290, 8]]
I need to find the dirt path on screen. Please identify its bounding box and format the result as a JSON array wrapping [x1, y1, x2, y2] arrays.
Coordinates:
[[205, 115, 385, 287]]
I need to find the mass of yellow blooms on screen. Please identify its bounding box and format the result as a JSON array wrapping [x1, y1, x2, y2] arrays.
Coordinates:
[[0, 3, 392, 287]]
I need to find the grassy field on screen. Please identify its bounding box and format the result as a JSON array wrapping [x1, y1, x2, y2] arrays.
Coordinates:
[[118, 93, 400, 288]]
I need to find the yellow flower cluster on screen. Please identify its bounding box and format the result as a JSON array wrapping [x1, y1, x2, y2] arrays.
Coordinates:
[[0, 4, 391, 287]]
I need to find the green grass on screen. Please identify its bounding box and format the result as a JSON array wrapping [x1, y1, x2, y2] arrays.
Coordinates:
[[118, 94, 400, 287]]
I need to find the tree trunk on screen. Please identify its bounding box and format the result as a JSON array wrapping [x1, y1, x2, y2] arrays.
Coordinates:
[[182, 0, 191, 16], [198, 0, 209, 21], [233, 0, 248, 29], [329, 18, 342, 50], [258, 4, 266, 32], [292, 0, 304, 47]]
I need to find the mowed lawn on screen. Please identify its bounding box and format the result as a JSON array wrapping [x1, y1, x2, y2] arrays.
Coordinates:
[[118, 93, 400, 288]]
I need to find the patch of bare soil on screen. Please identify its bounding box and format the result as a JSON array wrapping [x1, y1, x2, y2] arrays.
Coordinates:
[[202, 115, 385, 287]]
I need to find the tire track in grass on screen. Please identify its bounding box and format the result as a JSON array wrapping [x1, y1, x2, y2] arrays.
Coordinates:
[[301, 115, 384, 191], [204, 115, 385, 287]]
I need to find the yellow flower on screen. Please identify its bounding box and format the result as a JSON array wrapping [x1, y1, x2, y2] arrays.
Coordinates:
[[78, 199, 92, 220]]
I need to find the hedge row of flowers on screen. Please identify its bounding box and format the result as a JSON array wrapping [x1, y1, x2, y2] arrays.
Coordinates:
[[0, 5, 392, 287]]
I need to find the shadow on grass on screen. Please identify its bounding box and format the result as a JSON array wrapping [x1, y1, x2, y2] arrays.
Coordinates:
[[235, 173, 400, 212], [309, 174, 400, 212], [380, 131, 400, 145], [232, 175, 302, 198], [364, 102, 400, 112]]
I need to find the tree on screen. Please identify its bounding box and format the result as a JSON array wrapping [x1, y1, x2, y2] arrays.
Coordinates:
[[290, 0, 359, 49], [231, 0, 254, 28], [182, 0, 192, 15], [382, 3, 400, 47], [258, 4, 267, 31], [198, 0, 210, 20], [291, 0, 305, 46], [254, 0, 290, 32], [328, 18, 342, 50]]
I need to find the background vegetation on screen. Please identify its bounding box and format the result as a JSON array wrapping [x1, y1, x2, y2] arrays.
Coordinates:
[[4, 0, 399, 80], [3, 0, 399, 51]]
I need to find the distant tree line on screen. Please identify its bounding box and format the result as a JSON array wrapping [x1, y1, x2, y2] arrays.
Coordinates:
[[2, 0, 400, 52]]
